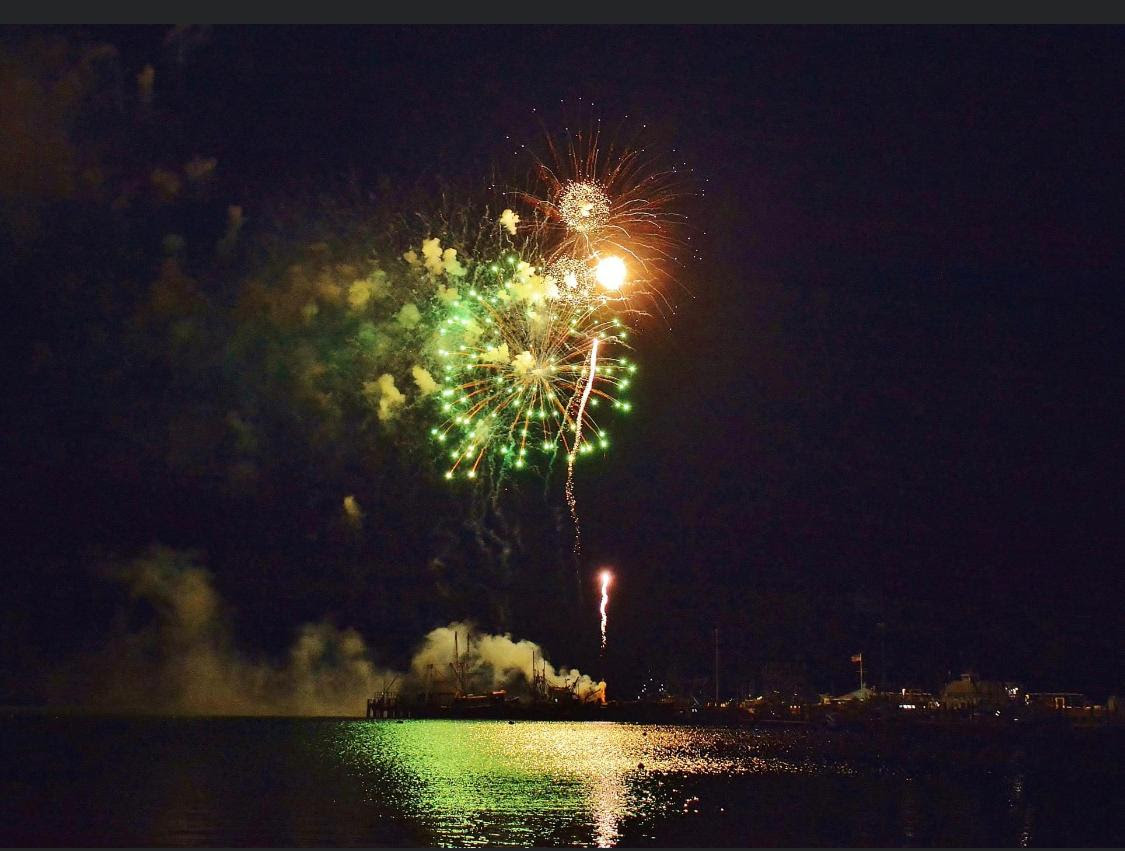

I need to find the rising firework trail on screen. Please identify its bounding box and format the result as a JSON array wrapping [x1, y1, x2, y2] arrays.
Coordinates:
[[599, 569, 612, 651], [566, 336, 600, 563]]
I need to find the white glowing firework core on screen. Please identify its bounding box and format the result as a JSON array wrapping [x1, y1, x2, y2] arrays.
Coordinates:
[[599, 569, 612, 650], [595, 256, 627, 291], [559, 181, 611, 233]]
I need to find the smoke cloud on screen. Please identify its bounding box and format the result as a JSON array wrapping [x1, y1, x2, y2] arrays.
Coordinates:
[[342, 495, 364, 527], [366, 373, 406, 421], [499, 208, 520, 236], [49, 547, 393, 715], [411, 365, 438, 395], [410, 622, 606, 702], [1, 33, 584, 710], [49, 548, 604, 715]]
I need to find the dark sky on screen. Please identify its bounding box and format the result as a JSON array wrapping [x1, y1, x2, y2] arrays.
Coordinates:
[[3, 25, 1123, 702]]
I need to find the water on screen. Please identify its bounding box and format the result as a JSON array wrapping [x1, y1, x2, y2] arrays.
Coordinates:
[[2, 716, 1122, 846]]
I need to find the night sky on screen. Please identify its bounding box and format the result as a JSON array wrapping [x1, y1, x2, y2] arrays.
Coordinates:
[[3, 26, 1122, 705]]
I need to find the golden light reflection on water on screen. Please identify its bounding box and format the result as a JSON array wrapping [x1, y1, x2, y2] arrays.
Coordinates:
[[1, 718, 1080, 846], [338, 721, 828, 847]]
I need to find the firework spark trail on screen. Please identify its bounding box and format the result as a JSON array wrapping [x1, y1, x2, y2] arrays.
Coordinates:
[[566, 336, 600, 562], [575, 337, 600, 449], [599, 569, 612, 651]]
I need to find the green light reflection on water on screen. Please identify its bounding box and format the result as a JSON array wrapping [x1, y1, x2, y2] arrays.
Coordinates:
[[336, 720, 812, 847], [341, 721, 640, 846]]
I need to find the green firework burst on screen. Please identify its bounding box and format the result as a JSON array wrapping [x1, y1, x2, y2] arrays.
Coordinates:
[[425, 250, 636, 480]]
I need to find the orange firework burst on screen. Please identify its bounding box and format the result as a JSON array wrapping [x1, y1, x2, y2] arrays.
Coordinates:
[[511, 121, 690, 316]]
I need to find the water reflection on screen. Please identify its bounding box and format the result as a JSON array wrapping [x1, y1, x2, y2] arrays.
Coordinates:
[[589, 770, 625, 847], [3, 717, 1105, 847], [338, 721, 837, 847]]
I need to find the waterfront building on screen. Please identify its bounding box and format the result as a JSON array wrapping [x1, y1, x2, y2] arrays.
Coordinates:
[[939, 672, 1009, 710]]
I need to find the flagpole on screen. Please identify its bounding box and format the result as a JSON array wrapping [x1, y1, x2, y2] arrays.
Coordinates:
[[850, 652, 865, 693]]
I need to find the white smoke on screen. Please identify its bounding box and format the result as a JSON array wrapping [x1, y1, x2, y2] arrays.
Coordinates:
[[342, 495, 363, 527], [410, 622, 606, 701], [411, 365, 438, 396], [52, 548, 605, 714], [51, 547, 395, 715], [365, 373, 405, 421], [479, 342, 511, 365], [394, 302, 421, 329], [499, 208, 520, 236]]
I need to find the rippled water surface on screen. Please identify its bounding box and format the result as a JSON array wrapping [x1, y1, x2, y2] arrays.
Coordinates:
[[2, 717, 1122, 846]]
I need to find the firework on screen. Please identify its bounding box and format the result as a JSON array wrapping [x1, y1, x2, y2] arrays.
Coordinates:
[[599, 569, 612, 651], [558, 181, 611, 235], [546, 256, 595, 305], [425, 247, 636, 480], [573, 337, 600, 448], [593, 256, 627, 292], [513, 123, 688, 314], [402, 120, 689, 492], [565, 336, 599, 557]]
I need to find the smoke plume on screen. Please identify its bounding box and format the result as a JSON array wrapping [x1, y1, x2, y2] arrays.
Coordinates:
[[410, 622, 606, 702], [49, 547, 604, 715]]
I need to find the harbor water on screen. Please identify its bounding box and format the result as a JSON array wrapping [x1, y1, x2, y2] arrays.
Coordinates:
[[2, 716, 1122, 846]]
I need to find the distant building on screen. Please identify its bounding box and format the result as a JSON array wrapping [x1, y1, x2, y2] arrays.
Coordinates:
[[940, 672, 1009, 710], [833, 685, 877, 702], [1025, 692, 1088, 710], [896, 688, 939, 710]]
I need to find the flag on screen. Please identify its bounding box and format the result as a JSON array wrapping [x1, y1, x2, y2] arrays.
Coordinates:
[[850, 653, 863, 663]]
